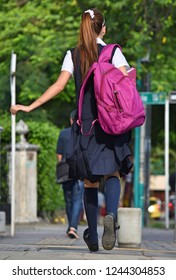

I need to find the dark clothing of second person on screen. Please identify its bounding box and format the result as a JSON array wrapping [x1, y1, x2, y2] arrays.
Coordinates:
[[57, 127, 74, 163], [56, 127, 84, 234]]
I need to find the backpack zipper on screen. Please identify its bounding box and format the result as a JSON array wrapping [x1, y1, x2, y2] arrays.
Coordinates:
[[99, 67, 124, 112], [114, 90, 123, 112]]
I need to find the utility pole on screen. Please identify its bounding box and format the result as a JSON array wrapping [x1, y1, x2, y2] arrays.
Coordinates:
[[141, 52, 151, 227], [10, 51, 17, 237]]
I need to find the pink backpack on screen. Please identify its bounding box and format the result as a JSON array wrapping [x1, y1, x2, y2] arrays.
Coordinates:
[[77, 44, 145, 135]]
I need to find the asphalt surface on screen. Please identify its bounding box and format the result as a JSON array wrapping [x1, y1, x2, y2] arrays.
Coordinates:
[[0, 221, 176, 260]]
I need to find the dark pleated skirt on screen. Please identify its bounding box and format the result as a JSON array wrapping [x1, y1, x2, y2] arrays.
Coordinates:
[[67, 86, 133, 183]]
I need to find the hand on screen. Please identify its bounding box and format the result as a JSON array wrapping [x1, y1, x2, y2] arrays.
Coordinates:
[[10, 104, 31, 115]]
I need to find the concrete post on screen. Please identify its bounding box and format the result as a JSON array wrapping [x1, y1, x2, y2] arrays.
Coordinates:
[[0, 211, 6, 233], [7, 120, 40, 223], [117, 207, 142, 248], [0, 126, 6, 234]]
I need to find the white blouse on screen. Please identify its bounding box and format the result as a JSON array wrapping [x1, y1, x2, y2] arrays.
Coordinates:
[[61, 38, 130, 75]]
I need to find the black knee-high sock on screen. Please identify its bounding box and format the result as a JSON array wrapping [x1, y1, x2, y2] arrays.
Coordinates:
[[104, 176, 121, 218], [84, 188, 98, 242]]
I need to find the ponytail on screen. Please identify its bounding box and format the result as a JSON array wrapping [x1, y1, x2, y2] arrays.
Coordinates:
[[76, 8, 105, 80]]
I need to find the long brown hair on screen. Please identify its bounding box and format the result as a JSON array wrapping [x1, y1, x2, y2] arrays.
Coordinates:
[[76, 8, 105, 80]]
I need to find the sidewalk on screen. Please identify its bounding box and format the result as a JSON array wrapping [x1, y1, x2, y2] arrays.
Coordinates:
[[0, 222, 176, 260]]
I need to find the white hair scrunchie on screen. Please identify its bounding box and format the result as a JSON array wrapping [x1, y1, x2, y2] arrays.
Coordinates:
[[84, 9, 95, 19]]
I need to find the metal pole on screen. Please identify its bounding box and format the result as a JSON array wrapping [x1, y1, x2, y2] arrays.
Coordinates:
[[174, 163, 176, 242], [139, 122, 145, 226], [143, 72, 151, 227], [134, 127, 140, 208], [165, 97, 169, 229], [0, 127, 3, 201], [10, 52, 17, 237]]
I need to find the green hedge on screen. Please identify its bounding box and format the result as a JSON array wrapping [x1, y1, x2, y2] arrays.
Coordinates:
[[0, 113, 65, 218]]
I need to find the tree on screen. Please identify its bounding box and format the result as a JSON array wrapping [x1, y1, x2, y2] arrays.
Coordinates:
[[0, 113, 65, 217], [1, 0, 176, 186], [1, 0, 176, 123], [76, 0, 176, 171], [0, 0, 81, 126], [77, 0, 176, 92]]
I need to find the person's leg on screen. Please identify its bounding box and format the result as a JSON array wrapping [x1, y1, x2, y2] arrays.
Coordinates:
[[68, 180, 84, 238], [102, 172, 121, 250], [84, 180, 99, 242], [83, 180, 99, 251], [62, 182, 72, 233], [104, 174, 121, 218]]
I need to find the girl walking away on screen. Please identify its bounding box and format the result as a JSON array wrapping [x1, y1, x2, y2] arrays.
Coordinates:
[[10, 8, 133, 252]]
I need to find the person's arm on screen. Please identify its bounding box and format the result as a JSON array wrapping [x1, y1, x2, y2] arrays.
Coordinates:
[[10, 70, 71, 115], [56, 131, 64, 162], [118, 65, 128, 76], [57, 154, 63, 162], [112, 48, 129, 76]]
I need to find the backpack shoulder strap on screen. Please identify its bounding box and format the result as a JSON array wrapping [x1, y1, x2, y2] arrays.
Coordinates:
[[77, 62, 97, 135], [98, 44, 122, 63]]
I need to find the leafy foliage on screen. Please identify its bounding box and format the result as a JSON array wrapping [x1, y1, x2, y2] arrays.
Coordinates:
[[27, 120, 64, 214], [1, 0, 176, 119], [0, 0, 81, 125], [78, 0, 176, 92], [1, 0, 176, 211], [0, 113, 65, 217]]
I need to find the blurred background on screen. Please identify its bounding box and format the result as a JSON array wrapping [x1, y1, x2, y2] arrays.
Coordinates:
[[0, 0, 176, 228]]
